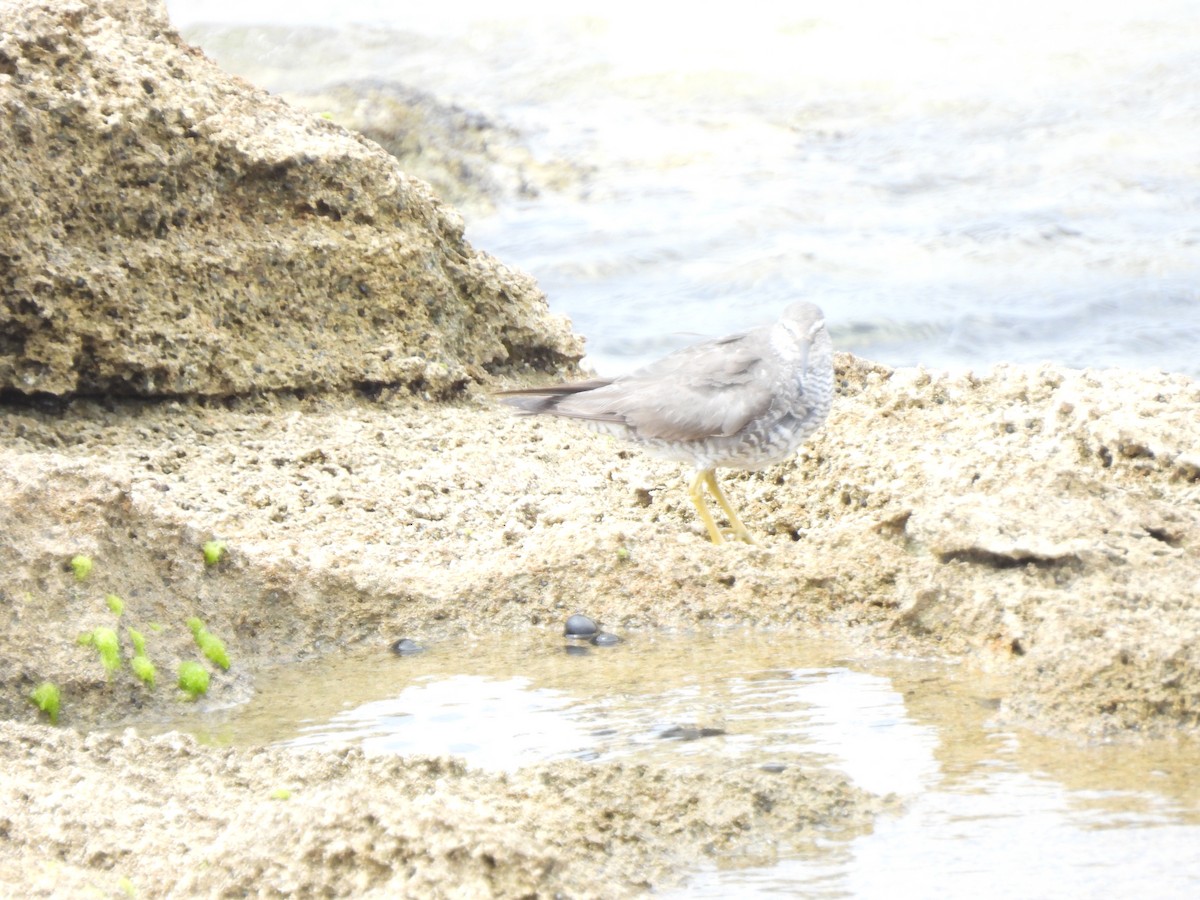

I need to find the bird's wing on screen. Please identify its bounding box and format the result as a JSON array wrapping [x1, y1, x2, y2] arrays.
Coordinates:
[[554, 332, 775, 442]]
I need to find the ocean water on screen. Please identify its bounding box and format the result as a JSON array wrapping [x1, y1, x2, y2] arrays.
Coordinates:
[[164, 1, 1200, 376]]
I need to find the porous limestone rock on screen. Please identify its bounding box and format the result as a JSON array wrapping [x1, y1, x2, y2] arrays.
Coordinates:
[[0, 0, 581, 398]]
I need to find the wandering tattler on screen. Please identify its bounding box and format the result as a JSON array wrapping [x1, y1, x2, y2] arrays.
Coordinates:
[[498, 302, 834, 544]]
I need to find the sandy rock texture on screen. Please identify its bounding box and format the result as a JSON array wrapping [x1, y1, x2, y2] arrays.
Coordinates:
[[0, 0, 580, 399], [1, 357, 1196, 740], [1, 355, 1196, 894], [0, 722, 877, 898]]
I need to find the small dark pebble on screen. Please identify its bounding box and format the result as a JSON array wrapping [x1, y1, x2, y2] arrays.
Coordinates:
[[658, 725, 727, 742], [590, 632, 622, 646], [564, 614, 599, 638], [760, 763, 787, 773], [390, 638, 424, 656], [564, 644, 591, 656]]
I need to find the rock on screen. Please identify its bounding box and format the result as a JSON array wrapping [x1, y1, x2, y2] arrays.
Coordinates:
[[390, 638, 424, 656], [282, 81, 590, 218], [0, 0, 582, 399], [564, 613, 599, 638], [812, 357, 1200, 736], [0, 720, 879, 897]]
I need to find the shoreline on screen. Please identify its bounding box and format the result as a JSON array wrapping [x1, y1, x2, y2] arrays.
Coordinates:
[[3, 353, 1197, 737], [3, 353, 1198, 894], [2, 1, 1198, 893]]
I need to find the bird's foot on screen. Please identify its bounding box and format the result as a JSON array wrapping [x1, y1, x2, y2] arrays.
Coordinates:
[[719, 526, 756, 545]]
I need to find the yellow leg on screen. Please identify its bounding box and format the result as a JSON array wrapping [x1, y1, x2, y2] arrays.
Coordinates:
[[688, 469, 726, 544], [703, 470, 755, 545]]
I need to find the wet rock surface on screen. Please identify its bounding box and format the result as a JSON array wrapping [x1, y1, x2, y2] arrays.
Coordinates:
[[2, 355, 1196, 739], [5, 355, 1195, 893], [2, 355, 1190, 897], [0, 721, 879, 898]]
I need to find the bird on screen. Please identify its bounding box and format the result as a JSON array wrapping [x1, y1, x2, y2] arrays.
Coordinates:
[[497, 301, 834, 544]]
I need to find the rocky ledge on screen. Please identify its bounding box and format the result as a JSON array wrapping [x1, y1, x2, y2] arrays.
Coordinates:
[[0, 0, 580, 399]]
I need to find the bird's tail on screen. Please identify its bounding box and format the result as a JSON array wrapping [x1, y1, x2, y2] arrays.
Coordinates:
[[494, 379, 613, 415]]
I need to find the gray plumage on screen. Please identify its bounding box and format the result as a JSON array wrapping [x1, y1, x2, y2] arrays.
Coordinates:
[[498, 301, 834, 543]]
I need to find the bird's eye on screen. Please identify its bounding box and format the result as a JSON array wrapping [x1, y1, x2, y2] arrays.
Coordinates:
[[807, 319, 826, 339]]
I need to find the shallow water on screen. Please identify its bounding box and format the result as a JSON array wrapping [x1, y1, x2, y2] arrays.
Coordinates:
[[147, 629, 1200, 898], [155, 631, 935, 784], [166, 0, 1200, 377]]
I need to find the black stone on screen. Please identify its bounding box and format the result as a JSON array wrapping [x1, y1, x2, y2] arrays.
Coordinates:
[[563, 614, 599, 638], [390, 638, 424, 656]]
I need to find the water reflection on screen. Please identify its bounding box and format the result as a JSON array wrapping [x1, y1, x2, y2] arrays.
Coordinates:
[[143, 628, 1200, 897]]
